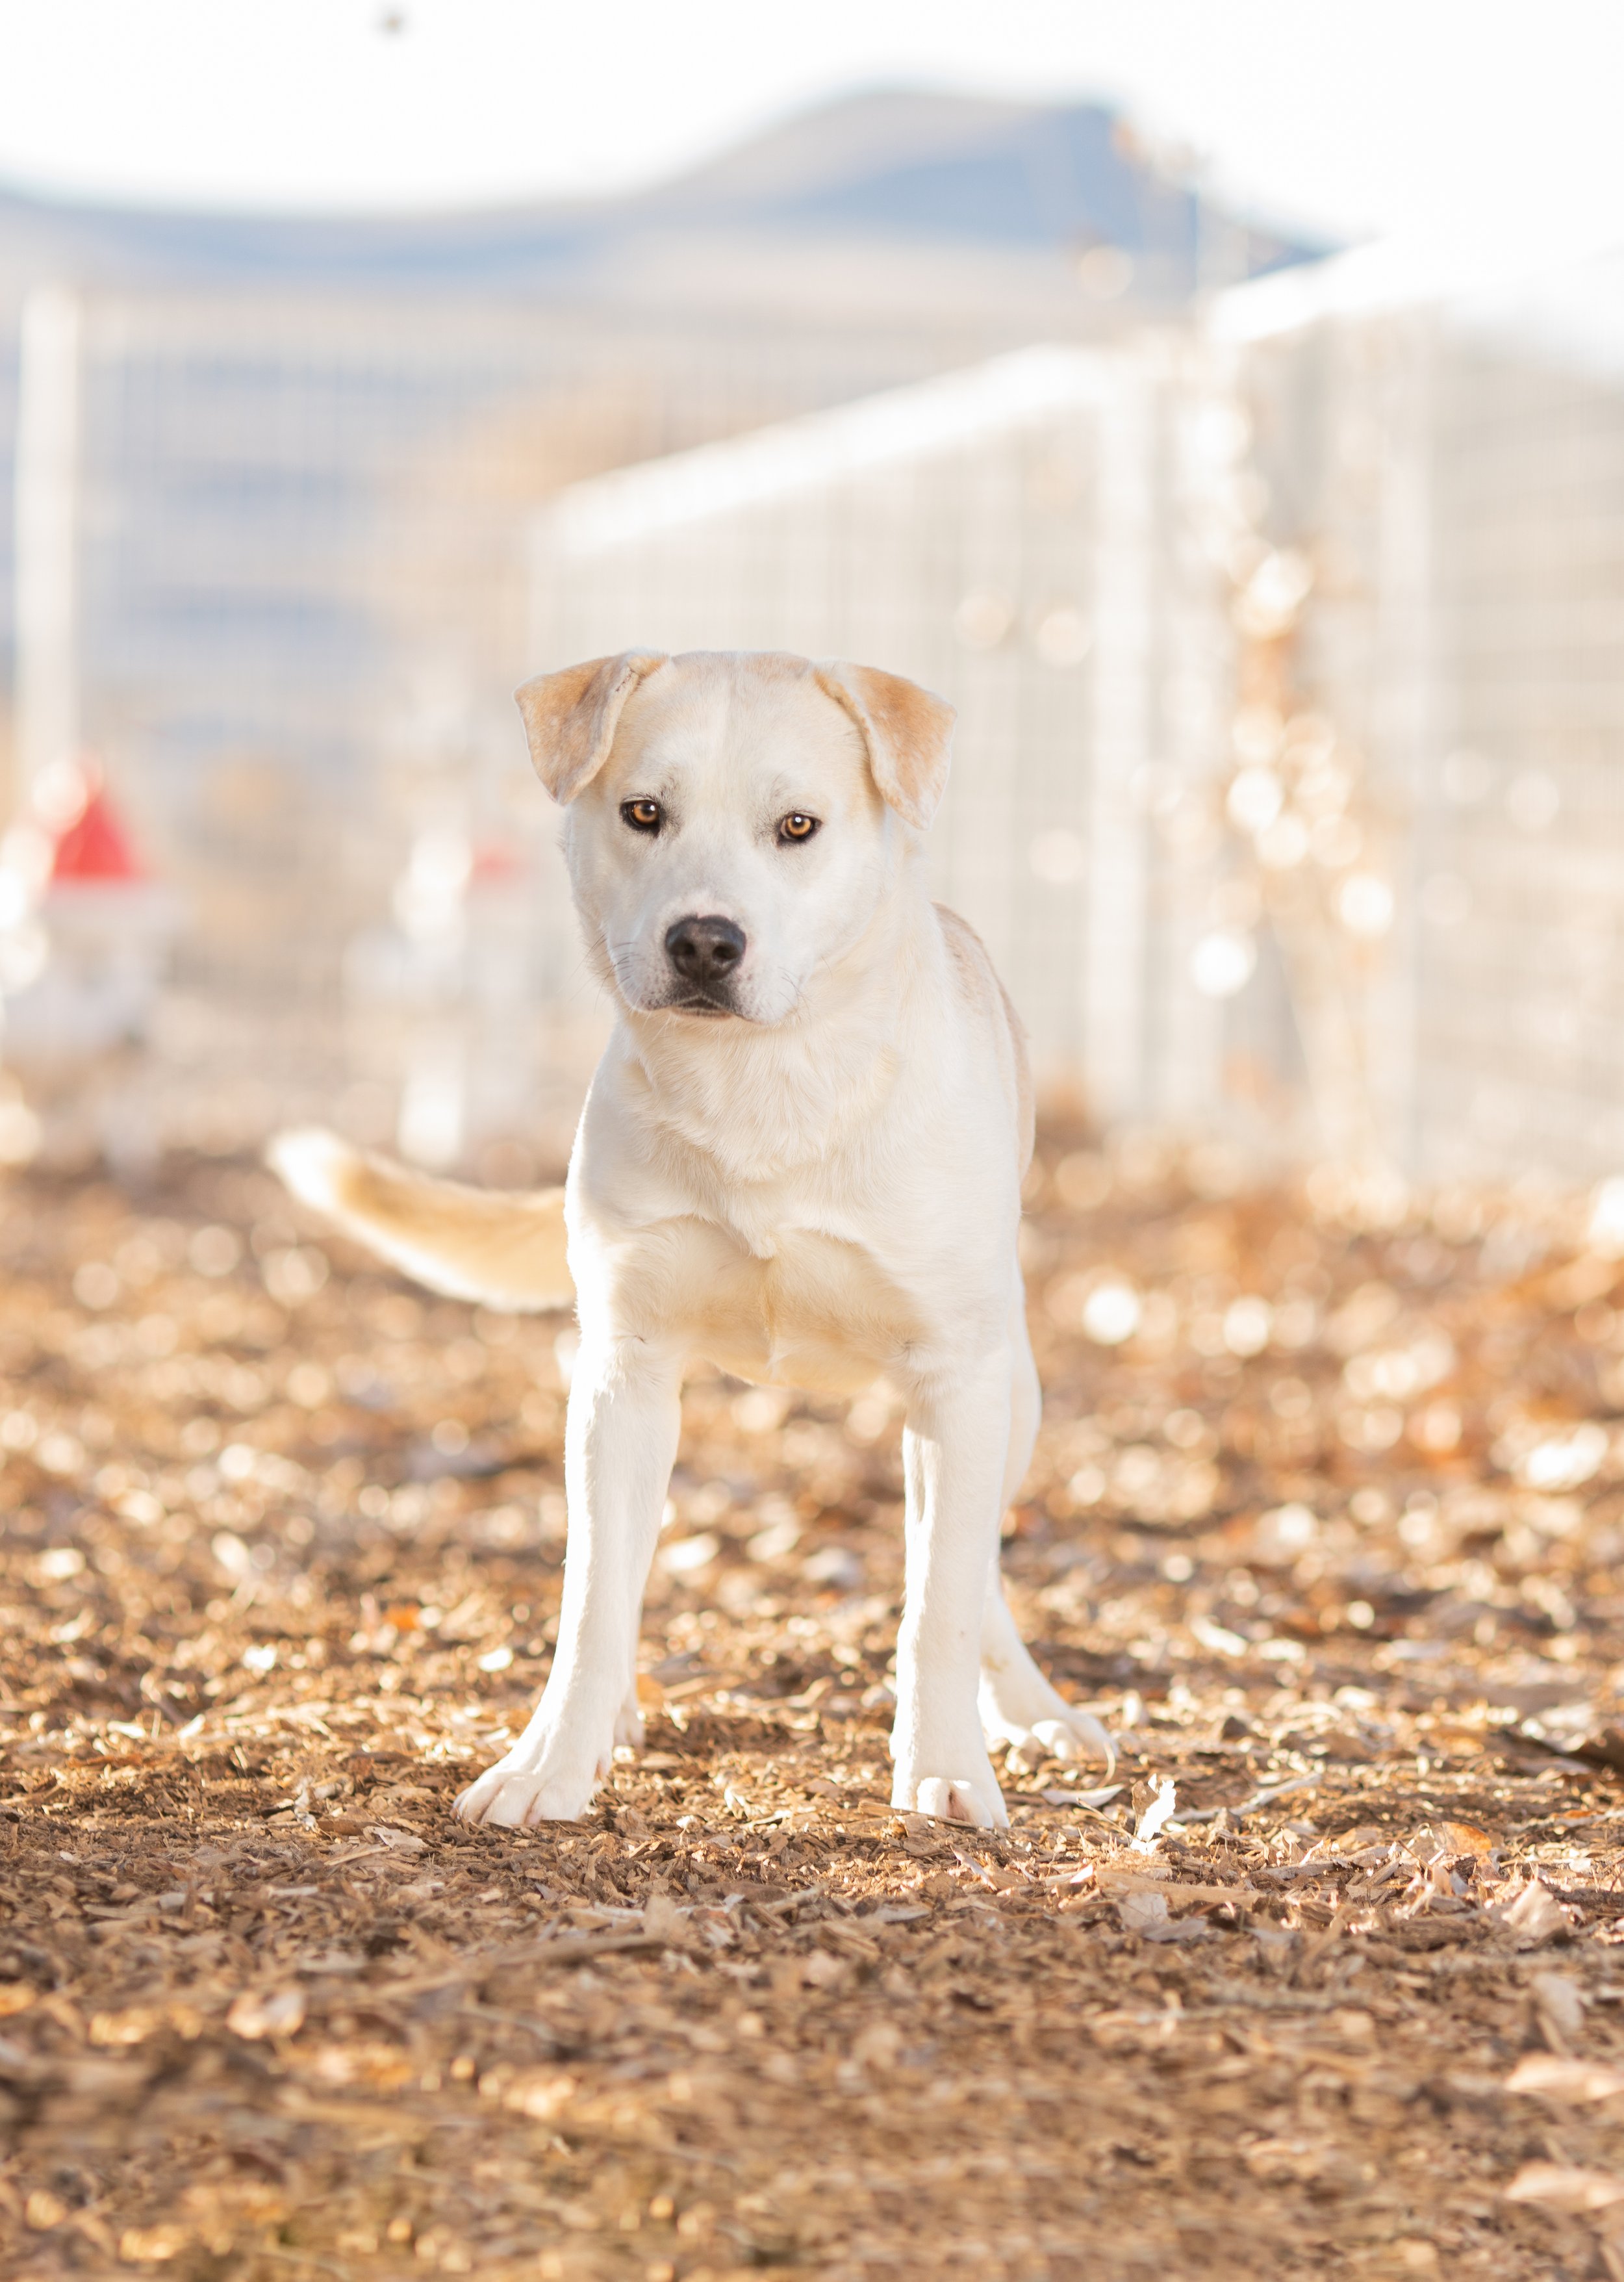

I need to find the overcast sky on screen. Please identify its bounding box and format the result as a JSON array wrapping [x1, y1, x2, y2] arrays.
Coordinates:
[[0, 0, 1618, 252]]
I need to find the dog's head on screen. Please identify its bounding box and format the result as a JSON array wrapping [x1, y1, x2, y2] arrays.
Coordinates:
[[515, 649, 954, 1026]]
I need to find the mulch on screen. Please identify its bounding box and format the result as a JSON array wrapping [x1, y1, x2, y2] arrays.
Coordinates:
[[6, 1129, 1624, 2277]]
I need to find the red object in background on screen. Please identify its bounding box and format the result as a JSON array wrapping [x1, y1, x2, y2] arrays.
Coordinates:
[[49, 788, 146, 884], [470, 842, 520, 886]]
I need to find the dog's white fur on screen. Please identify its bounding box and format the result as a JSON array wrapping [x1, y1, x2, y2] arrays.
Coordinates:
[[273, 648, 1111, 1828]]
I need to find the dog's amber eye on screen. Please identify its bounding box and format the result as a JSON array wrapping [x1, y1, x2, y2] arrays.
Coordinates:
[[778, 812, 819, 843], [621, 799, 663, 834]]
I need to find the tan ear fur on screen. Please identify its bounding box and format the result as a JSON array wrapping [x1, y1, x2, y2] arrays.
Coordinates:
[[813, 661, 955, 832], [515, 650, 667, 804]]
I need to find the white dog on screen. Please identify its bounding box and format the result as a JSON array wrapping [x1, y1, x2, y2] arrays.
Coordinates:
[[273, 648, 1111, 1828]]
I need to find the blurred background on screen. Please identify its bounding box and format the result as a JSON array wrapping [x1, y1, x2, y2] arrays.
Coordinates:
[[2, 0, 1623, 1190]]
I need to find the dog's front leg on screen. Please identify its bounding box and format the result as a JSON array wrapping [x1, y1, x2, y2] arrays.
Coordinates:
[[891, 1350, 1011, 1830], [455, 1334, 681, 1828]]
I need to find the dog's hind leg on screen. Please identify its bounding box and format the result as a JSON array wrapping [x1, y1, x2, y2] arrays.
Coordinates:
[[977, 1297, 1115, 1773], [997, 1288, 1041, 1513], [615, 1677, 646, 1750], [980, 1587, 1115, 1773]]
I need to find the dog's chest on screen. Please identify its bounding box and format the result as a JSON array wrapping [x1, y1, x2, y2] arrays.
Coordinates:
[[659, 1218, 926, 1394]]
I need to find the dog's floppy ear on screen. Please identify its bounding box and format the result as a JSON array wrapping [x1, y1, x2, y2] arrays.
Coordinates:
[[813, 662, 955, 832], [515, 650, 667, 804]]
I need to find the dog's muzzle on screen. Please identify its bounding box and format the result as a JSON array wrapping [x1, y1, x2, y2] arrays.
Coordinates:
[[664, 914, 746, 1010]]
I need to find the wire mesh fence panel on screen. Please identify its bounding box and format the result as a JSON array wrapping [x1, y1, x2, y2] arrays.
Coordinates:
[[1230, 248, 1624, 1183], [14, 248, 1624, 1180], [2, 288, 1008, 1166]]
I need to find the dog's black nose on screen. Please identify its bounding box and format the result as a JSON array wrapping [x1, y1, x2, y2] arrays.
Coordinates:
[[665, 914, 746, 986]]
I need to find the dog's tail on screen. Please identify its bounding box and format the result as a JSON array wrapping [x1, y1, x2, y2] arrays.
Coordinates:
[[268, 1128, 574, 1313]]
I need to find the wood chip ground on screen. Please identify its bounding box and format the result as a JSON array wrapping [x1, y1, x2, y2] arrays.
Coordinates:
[[7, 1132, 1624, 2277]]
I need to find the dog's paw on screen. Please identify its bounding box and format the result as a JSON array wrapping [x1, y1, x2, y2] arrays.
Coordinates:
[[454, 1746, 606, 1828], [981, 1671, 1116, 1776], [891, 1764, 1008, 1830], [1030, 1708, 1115, 1769], [987, 1704, 1117, 1776]]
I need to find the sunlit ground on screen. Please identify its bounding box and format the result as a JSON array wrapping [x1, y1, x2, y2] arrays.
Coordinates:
[[5, 1133, 1624, 2278]]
